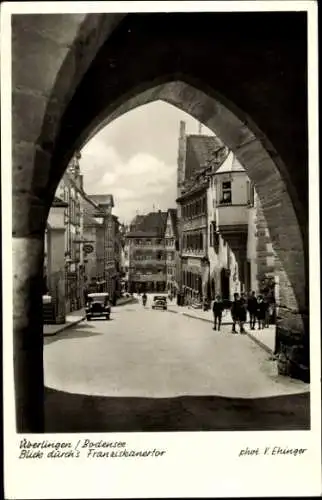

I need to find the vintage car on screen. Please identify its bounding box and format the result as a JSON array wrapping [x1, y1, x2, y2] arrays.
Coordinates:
[[86, 293, 111, 320], [152, 295, 167, 310]]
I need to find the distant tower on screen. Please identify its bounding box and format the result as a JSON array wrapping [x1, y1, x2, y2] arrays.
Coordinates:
[[177, 120, 187, 197], [198, 122, 203, 135]]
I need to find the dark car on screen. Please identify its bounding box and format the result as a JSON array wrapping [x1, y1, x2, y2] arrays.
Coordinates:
[[152, 295, 167, 310], [86, 293, 111, 320]]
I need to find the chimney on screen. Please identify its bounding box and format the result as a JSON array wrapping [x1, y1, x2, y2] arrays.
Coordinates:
[[179, 120, 186, 139]]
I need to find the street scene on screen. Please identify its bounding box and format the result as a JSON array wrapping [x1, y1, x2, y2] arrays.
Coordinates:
[[10, 12, 312, 435], [42, 106, 310, 432], [8, 10, 318, 500], [44, 295, 309, 432]]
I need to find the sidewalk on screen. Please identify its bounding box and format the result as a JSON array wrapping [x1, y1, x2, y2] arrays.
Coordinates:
[[43, 308, 85, 337], [43, 296, 137, 337], [167, 302, 276, 356]]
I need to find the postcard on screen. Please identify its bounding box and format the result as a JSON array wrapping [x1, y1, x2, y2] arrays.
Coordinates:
[[2, 1, 320, 498]]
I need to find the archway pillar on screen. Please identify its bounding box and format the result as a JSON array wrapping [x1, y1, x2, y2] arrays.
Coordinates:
[[12, 189, 49, 432], [13, 235, 45, 433]]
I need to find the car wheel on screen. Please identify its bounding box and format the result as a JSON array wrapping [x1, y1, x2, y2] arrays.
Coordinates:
[[106, 315, 110, 320], [86, 316, 91, 321]]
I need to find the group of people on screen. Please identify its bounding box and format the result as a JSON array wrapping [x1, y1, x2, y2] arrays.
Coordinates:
[[212, 291, 274, 333]]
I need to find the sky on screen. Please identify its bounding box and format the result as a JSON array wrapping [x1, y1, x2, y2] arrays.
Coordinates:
[[79, 101, 213, 225]]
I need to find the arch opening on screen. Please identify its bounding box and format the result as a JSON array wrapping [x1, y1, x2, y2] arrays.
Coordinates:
[[11, 12, 309, 432]]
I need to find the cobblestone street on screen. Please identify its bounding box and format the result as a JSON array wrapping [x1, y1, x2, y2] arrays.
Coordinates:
[[44, 301, 309, 432]]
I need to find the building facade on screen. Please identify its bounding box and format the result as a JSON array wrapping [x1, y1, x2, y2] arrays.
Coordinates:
[[45, 152, 122, 317], [176, 121, 224, 303], [81, 196, 105, 292], [44, 196, 68, 323], [177, 184, 209, 303], [207, 151, 256, 300], [165, 209, 179, 295], [81, 193, 121, 299], [126, 211, 168, 293], [53, 152, 86, 312], [177, 120, 278, 304]]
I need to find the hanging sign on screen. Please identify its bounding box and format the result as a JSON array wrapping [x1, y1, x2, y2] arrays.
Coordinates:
[[83, 244, 94, 254]]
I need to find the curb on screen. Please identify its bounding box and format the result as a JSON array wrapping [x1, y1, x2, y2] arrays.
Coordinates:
[[246, 331, 275, 356], [43, 316, 85, 337], [167, 308, 274, 356]]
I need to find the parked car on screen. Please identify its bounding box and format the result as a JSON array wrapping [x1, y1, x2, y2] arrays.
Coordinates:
[[86, 293, 111, 320], [152, 296, 167, 310]]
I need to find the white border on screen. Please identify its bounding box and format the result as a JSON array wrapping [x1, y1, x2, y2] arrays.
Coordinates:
[[1, 1, 317, 14], [1, 1, 321, 498]]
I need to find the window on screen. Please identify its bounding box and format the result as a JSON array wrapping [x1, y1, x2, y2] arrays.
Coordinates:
[[220, 181, 232, 204]]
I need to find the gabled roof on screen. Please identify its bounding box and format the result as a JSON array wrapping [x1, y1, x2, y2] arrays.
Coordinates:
[[88, 194, 114, 207], [126, 211, 168, 238], [216, 152, 245, 174], [185, 135, 224, 179]]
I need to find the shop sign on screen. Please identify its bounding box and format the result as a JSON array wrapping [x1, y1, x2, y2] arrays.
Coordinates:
[[83, 244, 94, 254]]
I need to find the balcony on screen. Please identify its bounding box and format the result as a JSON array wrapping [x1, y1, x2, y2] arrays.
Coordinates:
[[216, 204, 249, 228]]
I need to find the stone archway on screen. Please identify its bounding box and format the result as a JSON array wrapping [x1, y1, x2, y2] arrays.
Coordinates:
[[11, 12, 309, 431]]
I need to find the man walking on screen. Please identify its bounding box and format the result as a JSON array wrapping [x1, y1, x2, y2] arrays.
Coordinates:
[[256, 295, 266, 329], [212, 295, 224, 331], [247, 291, 257, 330], [231, 293, 240, 333], [239, 292, 247, 333]]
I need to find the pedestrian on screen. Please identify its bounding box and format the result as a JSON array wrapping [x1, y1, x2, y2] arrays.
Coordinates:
[[212, 295, 224, 331], [231, 293, 240, 333], [239, 292, 247, 333], [264, 295, 270, 327], [247, 291, 257, 330], [256, 295, 266, 329]]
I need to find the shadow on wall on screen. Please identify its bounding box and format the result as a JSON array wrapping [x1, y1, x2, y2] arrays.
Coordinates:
[[43, 387, 310, 433]]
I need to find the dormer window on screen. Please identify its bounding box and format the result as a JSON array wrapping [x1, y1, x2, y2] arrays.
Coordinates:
[[220, 181, 232, 204]]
